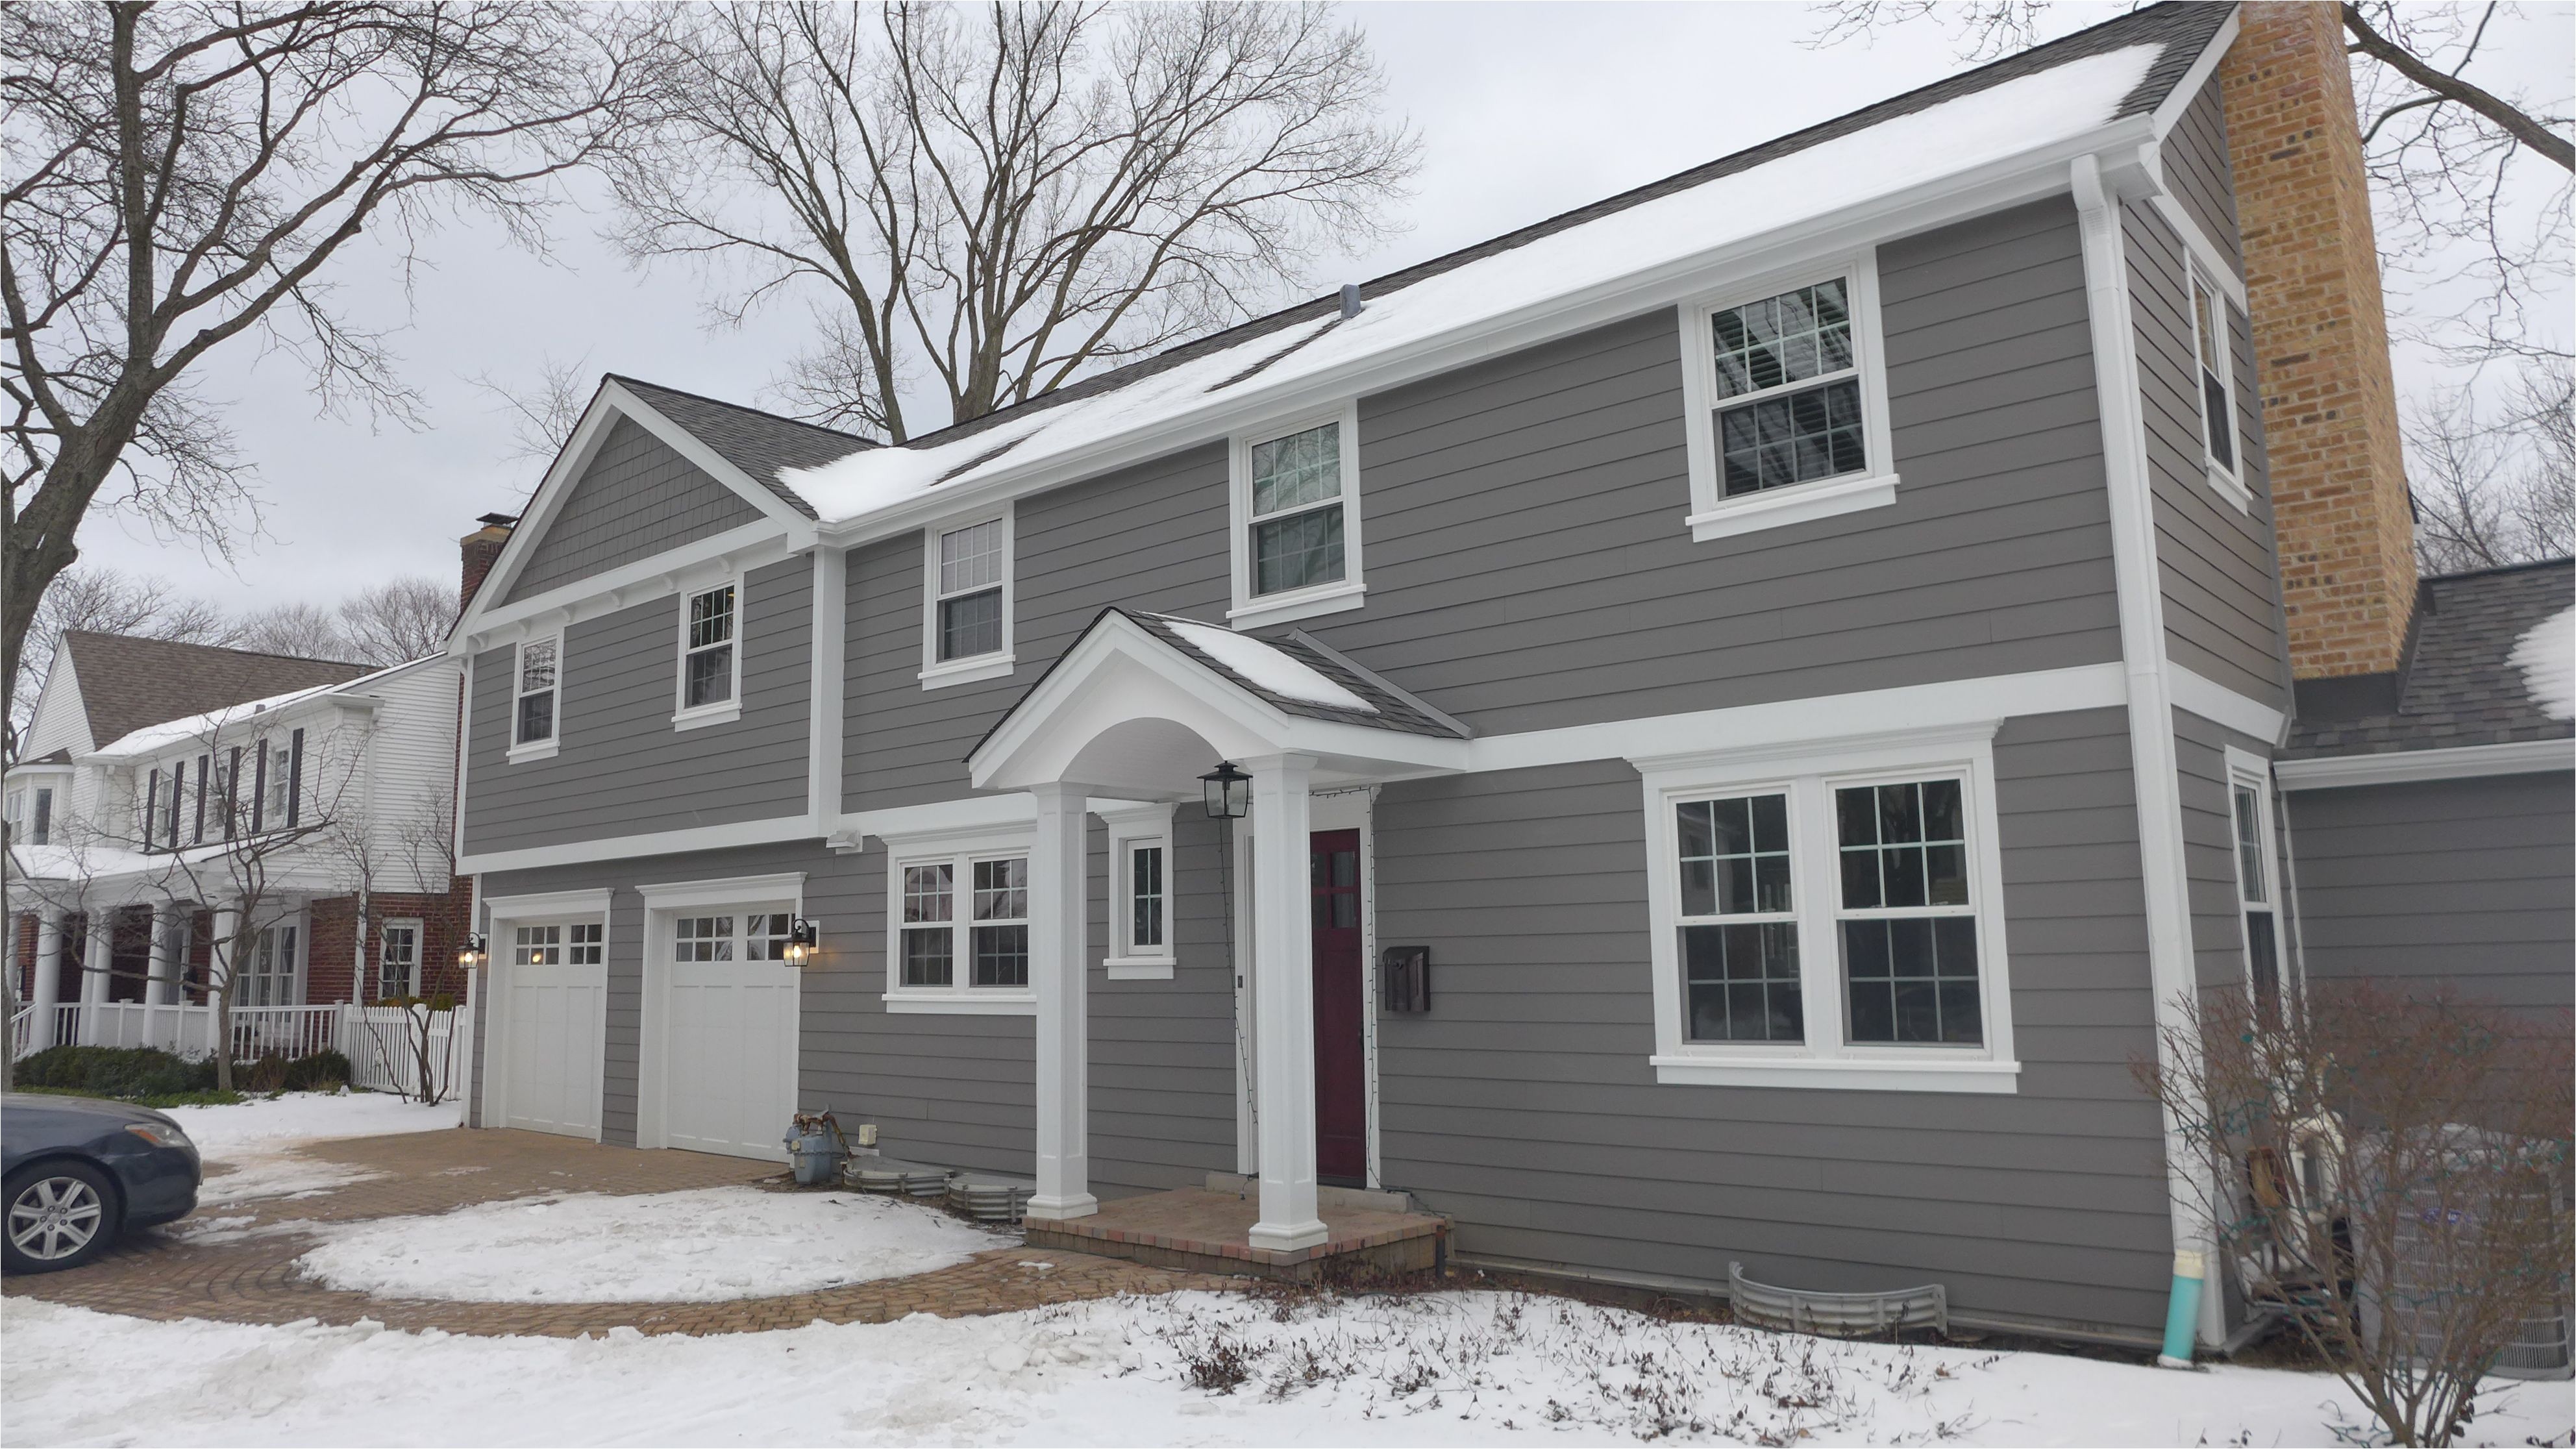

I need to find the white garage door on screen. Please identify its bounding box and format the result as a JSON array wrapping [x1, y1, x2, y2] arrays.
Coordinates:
[[660, 910, 799, 1161], [498, 921, 607, 1139]]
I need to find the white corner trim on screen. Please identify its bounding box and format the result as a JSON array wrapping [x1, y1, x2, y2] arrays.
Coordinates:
[[918, 654, 1017, 689], [808, 547, 848, 824], [1685, 472, 1899, 543], [636, 871, 806, 911], [460, 813, 821, 876], [1225, 580, 1367, 632], [1650, 1056, 2022, 1093], [2168, 665, 2287, 745], [2275, 738, 2576, 790], [884, 992, 1037, 1016], [482, 887, 615, 921], [672, 700, 743, 732], [1105, 958, 1176, 980]]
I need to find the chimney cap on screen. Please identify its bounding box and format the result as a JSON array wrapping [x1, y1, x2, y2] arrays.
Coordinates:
[[1339, 282, 1363, 319], [477, 512, 519, 529]]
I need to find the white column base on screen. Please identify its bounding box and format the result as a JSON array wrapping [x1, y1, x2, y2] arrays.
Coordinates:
[[1247, 1218, 1329, 1253], [1023, 1193, 1100, 1223]]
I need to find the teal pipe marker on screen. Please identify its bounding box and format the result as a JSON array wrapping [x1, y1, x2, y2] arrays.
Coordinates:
[[2158, 1249, 2205, 1368]]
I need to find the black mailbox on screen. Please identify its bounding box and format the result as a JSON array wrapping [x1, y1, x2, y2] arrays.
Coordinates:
[[1381, 946, 1430, 1013]]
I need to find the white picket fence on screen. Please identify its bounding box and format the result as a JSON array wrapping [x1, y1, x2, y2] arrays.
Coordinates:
[[10, 998, 471, 1101]]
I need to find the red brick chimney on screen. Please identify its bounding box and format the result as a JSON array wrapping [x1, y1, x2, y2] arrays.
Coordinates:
[[2218, 1, 2417, 680], [458, 512, 516, 615]]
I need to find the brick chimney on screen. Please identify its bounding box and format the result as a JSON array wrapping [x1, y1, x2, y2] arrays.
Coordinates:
[[459, 512, 516, 614], [2218, 1, 2416, 680]]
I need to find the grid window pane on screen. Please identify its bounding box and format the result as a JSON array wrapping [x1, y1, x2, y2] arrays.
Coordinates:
[[1674, 795, 1792, 917], [903, 864, 954, 924], [1710, 280, 1852, 400], [1837, 780, 1969, 909], [972, 924, 1029, 987], [513, 924, 561, 967], [1132, 845, 1165, 950], [567, 922, 603, 966], [519, 640, 557, 693], [685, 642, 734, 707], [972, 858, 1028, 923], [1252, 504, 1345, 596], [2246, 910, 2281, 1028], [902, 928, 952, 987], [1844, 915, 1982, 1044], [1250, 423, 1341, 516], [939, 521, 1004, 595], [938, 588, 1004, 660], [516, 691, 554, 745], [688, 587, 735, 650], [743, 912, 793, 962], [675, 915, 736, 963], [1683, 922, 1803, 1042], [1719, 378, 1865, 497], [2232, 784, 2268, 904]]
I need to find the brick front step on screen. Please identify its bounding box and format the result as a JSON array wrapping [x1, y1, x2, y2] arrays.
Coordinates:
[[1024, 1187, 1448, 1282]]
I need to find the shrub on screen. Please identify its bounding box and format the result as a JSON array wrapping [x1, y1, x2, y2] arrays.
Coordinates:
[[283, 1049, 351, 1092], [15, 1045, 218, 1099]]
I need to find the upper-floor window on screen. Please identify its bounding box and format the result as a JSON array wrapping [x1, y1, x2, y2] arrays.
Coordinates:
[[1679, 257, 1896, 543], [2190, 273, 2246, 508], [674, 581, 741, 727], [1228, 402, 1366, 630], [2227, 757, 2282, 1027], [511, 636, 560, 760], [261, 736, 298, 830], [919, 508, 1015, 688], [3, 786, 21, 844]]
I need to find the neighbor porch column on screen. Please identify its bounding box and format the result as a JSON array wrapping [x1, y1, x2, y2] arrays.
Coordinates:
[[208, 900, 243, 1060], [27, 906, 65, 1052], [1246, 752, 1326, 1253], [1024, 781, 1098, 1222], [76, 908, 112, 1045], [144, 903, 179, 1008]]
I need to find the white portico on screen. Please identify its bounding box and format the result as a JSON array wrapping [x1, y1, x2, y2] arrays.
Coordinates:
[[967, 609, 1467, 1252]]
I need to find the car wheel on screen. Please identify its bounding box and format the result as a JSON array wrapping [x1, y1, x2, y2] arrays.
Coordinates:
[[3, 1161, 119, 1274]]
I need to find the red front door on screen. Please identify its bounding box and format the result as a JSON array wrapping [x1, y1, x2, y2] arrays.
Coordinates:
[[1309, 829, 1368, 1185]]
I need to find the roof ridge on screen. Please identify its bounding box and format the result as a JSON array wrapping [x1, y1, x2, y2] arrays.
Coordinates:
[[2424, 556, 2575, 585], [606, 373, 883, 449]]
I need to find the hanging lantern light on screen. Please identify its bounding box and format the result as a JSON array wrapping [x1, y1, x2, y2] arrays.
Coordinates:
[[1200, 761, 1252, 819]]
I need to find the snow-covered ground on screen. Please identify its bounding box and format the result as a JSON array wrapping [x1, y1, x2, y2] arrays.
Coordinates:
[[295, 1188, 1004, 1302], [160, 1091, 464, 1207], [8, 1289, 2570, 1447]]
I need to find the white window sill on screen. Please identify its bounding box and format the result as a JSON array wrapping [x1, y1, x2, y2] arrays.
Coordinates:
[[1685, 472, 1900, 543], [1104, 956, 1174, 980], [918, 653, 1016, 690], [1227, 580, 1365, 631], [1649, 1054, 2020, 1093], [2205, 462, 2251, 514], [504, 739, 559, 765], [883, 991, 1037, 1016], [672, 701, 741, 732]]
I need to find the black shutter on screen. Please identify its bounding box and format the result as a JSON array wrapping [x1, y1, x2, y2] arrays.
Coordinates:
[[286, 729, 304, 827], [145, 770, 161, 851], [223, 747, 242, 839], [250, 739, 267, 833], [168, 760, 186, 847], [194, 755, 209, 842]]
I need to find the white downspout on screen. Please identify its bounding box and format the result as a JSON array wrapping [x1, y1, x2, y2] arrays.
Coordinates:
[[2070, 151, 2223, 1359]]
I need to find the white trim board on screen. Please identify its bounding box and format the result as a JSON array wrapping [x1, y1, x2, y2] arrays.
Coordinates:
[[2274, 738, 2575, 790], [462, 814, 823, 876], [482, 887, 616, 921], [2168, 665, 2286, 746]]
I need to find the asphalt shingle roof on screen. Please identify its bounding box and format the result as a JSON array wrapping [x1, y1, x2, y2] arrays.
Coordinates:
[[2285, 559, 2575, 759], [1122, 611, 1469, 740], [607, 376, 877, 519], [62, 632, 371, 756]]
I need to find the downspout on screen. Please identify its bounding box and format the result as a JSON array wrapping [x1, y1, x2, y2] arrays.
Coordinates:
[[2070, 151, 2221, 1365]]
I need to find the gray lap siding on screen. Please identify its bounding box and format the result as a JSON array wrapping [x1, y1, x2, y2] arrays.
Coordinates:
[[464, 556, 814, 854], [503, 415, 766, 603], [1373, 710, 2174, 1339]]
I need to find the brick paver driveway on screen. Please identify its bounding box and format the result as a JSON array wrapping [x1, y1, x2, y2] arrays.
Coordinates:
[[3, 1127, 1232, 1336]]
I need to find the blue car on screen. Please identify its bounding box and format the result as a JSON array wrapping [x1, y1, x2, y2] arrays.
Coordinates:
[[3, 1094, 201, 1274]]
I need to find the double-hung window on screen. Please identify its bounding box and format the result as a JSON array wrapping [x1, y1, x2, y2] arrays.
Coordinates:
[[2190, 273, 2244, 506], [380, 920, 422, 1000], [886, 831, 1035, 1012], [1102, 803, 1178, 979], [1230, 402, 1365, 629], [1679, 258, 1896, 542], [511, 636, 561, 760], [2225, 754, 2284, 1026], [919, 509, 1014, 687], [674, 582, 741, 725], [1642, 726, 2017, 1092]]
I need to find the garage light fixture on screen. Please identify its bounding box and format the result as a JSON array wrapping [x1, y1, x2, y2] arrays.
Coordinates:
[[457, 934, 488, 970], [784, 917, 820, 966]]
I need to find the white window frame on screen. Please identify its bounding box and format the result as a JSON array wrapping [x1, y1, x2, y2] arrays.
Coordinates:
[[1100, 802, 1178, 979], [672, 576, 745, 730], [508, 632, 563, 763], [1228, 399, 1366, 630], [378, 917, 424, 1000], [1678, 252, 1899, 544], [1637, 724, 2019, 1092], [881, 825, 1037, 1014], [917, 503, 1016, 689], [2188, 267, 2251, 512], [2223, 746, 2289, 1011]]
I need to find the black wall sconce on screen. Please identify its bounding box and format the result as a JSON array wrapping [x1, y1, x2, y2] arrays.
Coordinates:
[[457, 933, 489, 970], [1382, 946, 1430, 1012], [784, 917, 820, 966]]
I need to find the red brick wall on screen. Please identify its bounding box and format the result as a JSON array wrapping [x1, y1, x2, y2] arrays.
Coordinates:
[[301, 878, 477, 1004]]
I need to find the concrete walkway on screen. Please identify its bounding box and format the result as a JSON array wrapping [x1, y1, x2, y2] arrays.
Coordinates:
[[5, 1128, 1233, 1336]]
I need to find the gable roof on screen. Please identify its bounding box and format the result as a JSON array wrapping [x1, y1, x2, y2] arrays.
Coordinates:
[[606, 376, 876, 520], [60, 632, 371, 756], [2285, 558, 2576, 760], [1121, 611, 1470, 740]]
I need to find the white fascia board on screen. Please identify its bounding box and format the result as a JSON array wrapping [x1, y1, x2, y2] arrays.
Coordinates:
[[459, 813, 821, 876], [815, 119, 2158, 549], [464, 390, 628, 619], [832, 792, 1157, 850], [456, 521, 799, 654], [634, 871, 806, 911], [2168, 665, 2288, 746], [482, 887, 616, 921], [2275, 738, 2576, 790]]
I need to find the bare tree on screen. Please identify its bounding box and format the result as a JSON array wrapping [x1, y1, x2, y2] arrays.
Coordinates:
[[335, 576, 455, 665], [467, 353, 593, 479], [7, 564, 237, 755], [1, 1, 665, 730], [2407, 357, 2576, 574], [229, 601, 355, 663], [606, 1, 1418, 442], [2138, 984, 2573, 1447]]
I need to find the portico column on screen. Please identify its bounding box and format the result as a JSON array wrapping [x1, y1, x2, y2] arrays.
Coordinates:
[[28, 907, 65, 1052], [145, 904, 179, 1008], [209, 900, 243, 1008], [1246, 752, 1326, 1253], [1024, 781, 1098, 1222], [77, 908, 113, 1045]]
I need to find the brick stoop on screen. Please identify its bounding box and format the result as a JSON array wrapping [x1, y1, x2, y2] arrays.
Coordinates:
[[1023, 1187, 1448, 1282]]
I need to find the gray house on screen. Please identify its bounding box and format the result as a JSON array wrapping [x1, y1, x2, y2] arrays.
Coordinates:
[[447, 2, 2571, 1354]]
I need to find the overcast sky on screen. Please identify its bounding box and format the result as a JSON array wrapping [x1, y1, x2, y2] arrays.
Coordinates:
[[72, 1, 2573, 613]]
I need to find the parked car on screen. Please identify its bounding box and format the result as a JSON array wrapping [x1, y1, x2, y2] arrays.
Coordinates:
[[2, 1093, 200, 1274]]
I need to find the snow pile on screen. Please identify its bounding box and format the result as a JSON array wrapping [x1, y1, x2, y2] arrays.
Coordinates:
[[10, 1289, 2573, 1447], [780, 45, 2158, 527], [2511, 605, 2574, 721], [165, 1091, 462, 1208], [294, 1188, 1004, 1303], [1166, 619, 1376, 712]]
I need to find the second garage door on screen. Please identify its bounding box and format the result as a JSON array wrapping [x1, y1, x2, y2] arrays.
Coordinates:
[[656, 910, 800, 1161]]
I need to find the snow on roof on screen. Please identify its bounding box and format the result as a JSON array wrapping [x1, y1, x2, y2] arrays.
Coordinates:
[[89, 655, 430, 758], [1164, 620, 1377, 714], [2512, 606, 2575, 723], [778, 43, 2158, 528]]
